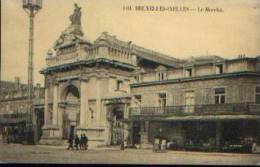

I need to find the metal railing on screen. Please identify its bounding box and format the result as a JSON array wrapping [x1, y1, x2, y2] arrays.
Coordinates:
[[129, 103, 260, 117]]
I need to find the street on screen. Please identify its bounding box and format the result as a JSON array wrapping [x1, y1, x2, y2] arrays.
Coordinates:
[[0, 143, 259, 165]]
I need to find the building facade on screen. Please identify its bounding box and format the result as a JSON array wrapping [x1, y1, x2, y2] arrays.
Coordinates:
[[39, 4, 183, 146], [0, 77, 45, 143], [40, 4, 260, 152]]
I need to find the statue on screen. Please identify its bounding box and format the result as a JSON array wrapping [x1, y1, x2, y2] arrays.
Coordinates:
[[53, 3, 84, 49], [70, 3, 82, 25]]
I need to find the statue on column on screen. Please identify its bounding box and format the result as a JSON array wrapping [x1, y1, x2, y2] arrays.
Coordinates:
[[54, 3, 84, 49], [70, 3, 82, 26]]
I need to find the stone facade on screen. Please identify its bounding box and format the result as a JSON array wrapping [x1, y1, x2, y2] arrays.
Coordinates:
[[39, 5, 260, 152]]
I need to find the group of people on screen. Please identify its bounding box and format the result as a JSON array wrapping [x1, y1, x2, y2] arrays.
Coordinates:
[[67, 134, 88, 151]]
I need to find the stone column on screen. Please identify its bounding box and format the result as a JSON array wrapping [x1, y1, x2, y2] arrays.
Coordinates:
[[44, 87, 49, 125], [96, 78, 101, 127], [140, 121, 150, 148], [216, 121, 222, 151], [80, 80, 87, 127], [52, 83, 59, 126], [58, 106, 64, 137]]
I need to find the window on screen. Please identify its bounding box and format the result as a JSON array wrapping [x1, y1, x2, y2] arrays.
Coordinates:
[[185, 68, 192, 77], [256, 87, 260, 104], [216, 64, 223, 74], [158, 72, 167, 81], [134, 76, 139, 83], [116, 80, 123, 90], [134, 75, 143, 83], [134, 95, 142, 104], [158, 93, 167, 109], [214, 88, 225, 104]]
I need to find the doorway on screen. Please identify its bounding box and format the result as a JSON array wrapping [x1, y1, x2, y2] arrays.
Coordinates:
[[61, 84, 80, 139], [184, 91, 195, 113], [132, 121, 141, 145], [110, 107, 124, 145]]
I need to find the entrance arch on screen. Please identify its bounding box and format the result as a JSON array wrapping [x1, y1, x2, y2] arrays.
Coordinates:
[[62, 84, 80, 139]]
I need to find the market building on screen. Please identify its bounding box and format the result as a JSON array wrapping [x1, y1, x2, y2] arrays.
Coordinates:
[[0, 77, 45, 144], [38, 4, 260, 152], [128, 55, 260, 152]]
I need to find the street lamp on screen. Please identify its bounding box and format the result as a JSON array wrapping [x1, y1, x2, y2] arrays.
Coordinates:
[[22, 0, 42, 144]]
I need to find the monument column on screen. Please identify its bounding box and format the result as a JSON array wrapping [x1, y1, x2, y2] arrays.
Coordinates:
[[52, 82, 59, 126]]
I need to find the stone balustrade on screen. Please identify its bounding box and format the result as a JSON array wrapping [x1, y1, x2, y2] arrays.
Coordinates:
[[46, 46, 136, 67]]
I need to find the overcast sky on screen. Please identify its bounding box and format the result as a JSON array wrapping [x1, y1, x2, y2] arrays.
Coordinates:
[[1, 0, 260, 85]]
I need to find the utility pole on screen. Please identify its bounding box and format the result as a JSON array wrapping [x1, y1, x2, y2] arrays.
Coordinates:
[[22, 0, 42, 144]]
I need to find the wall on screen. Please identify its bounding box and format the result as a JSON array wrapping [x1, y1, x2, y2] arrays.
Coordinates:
[[131, 76, 260, 107]]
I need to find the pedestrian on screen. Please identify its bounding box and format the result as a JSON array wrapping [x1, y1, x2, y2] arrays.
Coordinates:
[[83, 134, 88, 150], [80, 134, 84, 150], [67, 135, 74, 150], [74, 134, 80, 151]]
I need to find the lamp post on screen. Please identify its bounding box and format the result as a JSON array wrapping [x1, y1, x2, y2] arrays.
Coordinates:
[[22, 0, 42, 144]]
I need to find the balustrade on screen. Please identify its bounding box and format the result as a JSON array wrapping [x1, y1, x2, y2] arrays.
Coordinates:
[[129, 103, 260, 117], [46, 46, 136, 67]]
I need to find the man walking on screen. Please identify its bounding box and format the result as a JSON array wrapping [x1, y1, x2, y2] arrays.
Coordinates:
[[80, 134, 84, 150], [83, 134, 88, 150], [74, 134, 80, 151], [67, 135, 74, 150]]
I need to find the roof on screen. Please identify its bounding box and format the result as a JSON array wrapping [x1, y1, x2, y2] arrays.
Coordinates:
[[95, 32, 185, 67], [0, 80, 27, 93]]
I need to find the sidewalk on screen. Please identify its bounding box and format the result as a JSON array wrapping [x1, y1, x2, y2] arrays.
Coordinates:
[[34, 144, 260, 157], [36, 144, 121, 151]]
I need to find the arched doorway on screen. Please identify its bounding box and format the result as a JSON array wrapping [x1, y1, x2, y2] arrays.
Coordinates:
[[62, 85, 80, 139]]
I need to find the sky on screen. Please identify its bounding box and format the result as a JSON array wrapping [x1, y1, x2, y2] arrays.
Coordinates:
[[1, 0, 260, 85]]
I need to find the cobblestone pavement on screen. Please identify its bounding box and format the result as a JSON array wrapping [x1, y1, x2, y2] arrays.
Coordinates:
[[0, 143, 260, 165]]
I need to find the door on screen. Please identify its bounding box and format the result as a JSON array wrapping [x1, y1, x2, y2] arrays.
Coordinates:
[[111, 108, 124, 145], [132, 122, 141, 145], [69, 125, 75, 138], [185, 91, 195, 113]]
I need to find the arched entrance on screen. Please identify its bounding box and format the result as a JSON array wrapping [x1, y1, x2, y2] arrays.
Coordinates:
[[62, 85, 80, 139]]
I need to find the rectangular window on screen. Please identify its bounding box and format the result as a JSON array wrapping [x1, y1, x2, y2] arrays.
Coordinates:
[[214, 88, 225, 104], [216, 64, 223, 74], [158, 72, 167, 81], [256, 87, 260, 104], [134, 95, 142, 104], [116, 80, 123, 90], [158, 93, 167, 108], [134, 76, 139, 83], [185, 68, 192, 77]]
